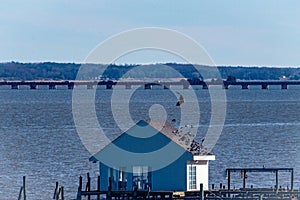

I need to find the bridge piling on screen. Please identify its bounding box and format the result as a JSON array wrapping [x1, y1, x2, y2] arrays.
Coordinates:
[[202, 83, 208, 89], [49, 84, 56, 90], [144, 84, 152, 90], [106, 84, 113, 89], [106, 81, 114, 90], [262, 83, 269, 90], [87, 84, 94, 89], [125, 84, 131, 89], [68, 83, 74, 90], [281, 83, 288, 89], [223, 83, 229, 89], [183, 84, 190, 89], [11, 83, 19, 89], [242, 84, 249, 89], [163, 84, 170, 89], [30, 83, 37, 90]]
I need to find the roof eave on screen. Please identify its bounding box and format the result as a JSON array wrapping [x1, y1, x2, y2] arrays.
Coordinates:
[[89, 156, 98, 163]]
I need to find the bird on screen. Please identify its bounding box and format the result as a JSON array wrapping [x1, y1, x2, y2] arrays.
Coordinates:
[[201, 137, 206, 144], [176, 92, 184, 106]]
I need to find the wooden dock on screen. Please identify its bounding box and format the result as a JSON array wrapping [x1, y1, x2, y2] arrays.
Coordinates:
[[16, 171, 300, 200], [74, 171, 300, 200]]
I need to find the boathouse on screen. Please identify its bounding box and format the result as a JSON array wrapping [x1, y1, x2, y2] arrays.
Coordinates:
[[90, 120, 215, 192]]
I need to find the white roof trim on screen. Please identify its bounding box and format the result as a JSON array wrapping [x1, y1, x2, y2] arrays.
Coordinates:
[[193, 155, 215, 161]]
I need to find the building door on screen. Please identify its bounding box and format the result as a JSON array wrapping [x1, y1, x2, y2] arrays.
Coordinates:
[[132, 166, 152, 190]]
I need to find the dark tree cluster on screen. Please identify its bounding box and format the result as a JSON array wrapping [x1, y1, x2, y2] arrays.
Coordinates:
[[0, 62, 299, 81]]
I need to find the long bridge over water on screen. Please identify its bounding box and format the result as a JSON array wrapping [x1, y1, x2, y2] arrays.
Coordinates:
[[1, 79, 300, 90]]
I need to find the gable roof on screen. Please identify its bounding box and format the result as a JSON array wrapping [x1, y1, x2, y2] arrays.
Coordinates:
[[90, 120, 212, 162]]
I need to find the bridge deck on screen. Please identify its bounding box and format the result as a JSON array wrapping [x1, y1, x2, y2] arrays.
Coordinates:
[[0, 80, 300, 89]]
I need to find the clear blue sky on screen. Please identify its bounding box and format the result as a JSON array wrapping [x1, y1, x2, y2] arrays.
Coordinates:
[[1, 0, 299, 66]]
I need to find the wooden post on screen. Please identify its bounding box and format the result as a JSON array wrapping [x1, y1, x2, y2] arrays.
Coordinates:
[[108, 177, 112, 190], [227, 169, 231, 190], [18, 187, 23, 200], [23, 176, 26, 200], [61, 187, 64, 200], [79, 176, 83, 190], [147, 185, 150, 198], [57, 187, 61, 200], [77, 176, 82, 200], [133, 186, 138, 200], [275, 170, 279, 193], [200, 183, 204, 200], [243, 170, 246, 189], [97, 176, 100, 200], [107, 177, 112, 200], [86, 173, 91, 200], [86, 173, 90, 191], [291, 169, 294, 191], [53, 182, 59, 199]]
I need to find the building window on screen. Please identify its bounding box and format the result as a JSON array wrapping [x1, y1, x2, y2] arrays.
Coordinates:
[[189, 165, 197, 190], [133, 166, 152, 190]]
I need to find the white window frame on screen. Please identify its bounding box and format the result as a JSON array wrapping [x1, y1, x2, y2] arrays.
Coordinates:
[[188, 165, 197, 190]]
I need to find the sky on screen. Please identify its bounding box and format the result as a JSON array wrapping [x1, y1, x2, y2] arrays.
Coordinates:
[[0, 0, 300, 66]]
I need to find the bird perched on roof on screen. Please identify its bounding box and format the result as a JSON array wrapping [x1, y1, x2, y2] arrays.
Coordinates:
[[176, 92, 184, 106], [201, 137, 206, 144]]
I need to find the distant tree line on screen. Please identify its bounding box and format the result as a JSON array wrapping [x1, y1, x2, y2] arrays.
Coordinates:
[[0, 62, 299, 80]]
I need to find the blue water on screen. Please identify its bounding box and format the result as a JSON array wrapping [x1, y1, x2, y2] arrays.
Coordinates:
[[0, 86, 300, 199]]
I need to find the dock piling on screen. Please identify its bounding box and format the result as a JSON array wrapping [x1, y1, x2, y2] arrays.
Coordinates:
[[53, 181, 64, 200], [61, 187, 64, 200], [18, 176, 26, 200], [291, 169, 294, 191], [97, 175, 100, 200], [77, 176, 83, 200], [200, 183, 204, 200], [107, 177, 112, 200], [23, 176, 26, 200], [53, 182, 59, 199], [86, 173, 91, 200]]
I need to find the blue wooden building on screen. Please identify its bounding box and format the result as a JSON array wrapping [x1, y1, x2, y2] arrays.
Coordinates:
[[90, 120, 214, 191]]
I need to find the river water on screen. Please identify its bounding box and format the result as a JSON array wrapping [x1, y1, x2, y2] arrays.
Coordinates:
[[0, 85, 299, 199]]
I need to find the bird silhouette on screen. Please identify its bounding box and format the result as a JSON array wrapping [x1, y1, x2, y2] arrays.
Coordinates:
[[201, 137, 206, 144], [176, 92, 184, 106]]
